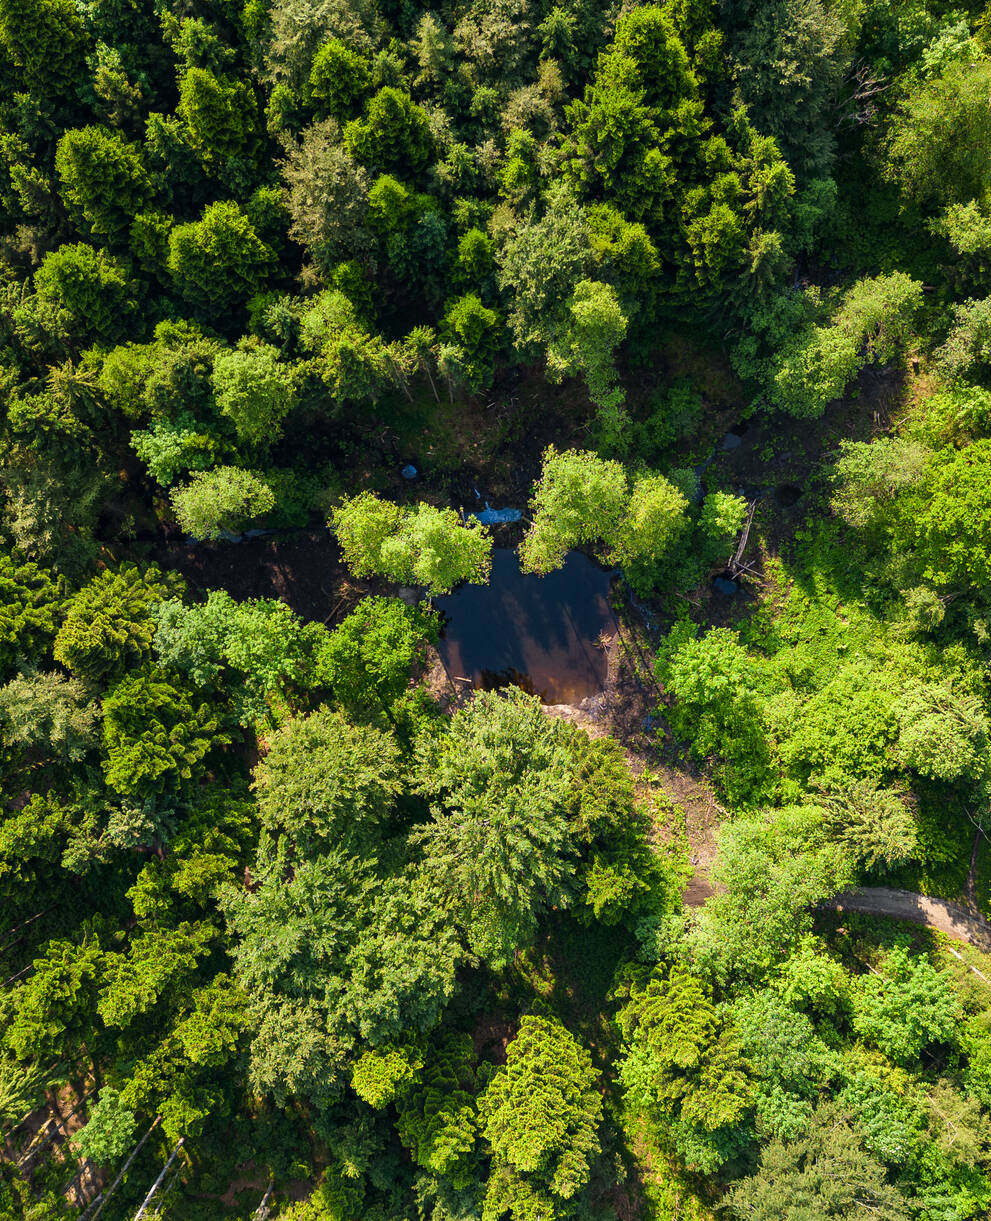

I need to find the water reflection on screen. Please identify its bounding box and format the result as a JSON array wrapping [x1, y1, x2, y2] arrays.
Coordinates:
[[435, 549, 615, 704]]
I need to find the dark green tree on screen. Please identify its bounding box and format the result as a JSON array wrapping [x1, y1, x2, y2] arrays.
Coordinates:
[[34, 244, 138, 343], [344, 88, 434, 176], [0, 0, 90, 100], [168, 201, 275, 313], [253, 707, 401, 856], [414, 688, 578, 967], [55, 127, 151, 244], [727, 1101, 910, 1220], [0, 552, 63, 674]]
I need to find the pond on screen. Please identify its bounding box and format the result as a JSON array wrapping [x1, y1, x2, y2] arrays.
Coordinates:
[[434, 549, 616, 705]]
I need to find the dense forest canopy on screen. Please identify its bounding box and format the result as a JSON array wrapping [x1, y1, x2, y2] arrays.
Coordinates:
[[3, 0, 991, 1217]]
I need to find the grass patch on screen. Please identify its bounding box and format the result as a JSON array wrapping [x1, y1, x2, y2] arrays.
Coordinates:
[[622, 1112, 717, 1221]]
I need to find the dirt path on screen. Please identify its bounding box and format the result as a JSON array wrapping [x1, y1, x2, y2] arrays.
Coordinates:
[[821, 887, 991, 951]]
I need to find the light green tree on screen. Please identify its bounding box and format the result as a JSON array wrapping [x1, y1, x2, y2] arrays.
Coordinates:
[[330, 491, 403, 577], [315, 596, 438, 720], [479, 1016, 602, 1217], [520, 447, 627, 574], [689, 805, 855, 982], [414, 688, 578, 967], [331, 494, 492, 595], [307, 39, 371, 118], [770, 273, 922, 417], [177, 67, 260, 170], [441, 294, 499, 390], [0, 551, 64, 674], [72, 1089, 137, 1166], [343, 87, 434, 176], [609, 473, 689, 569], [546, 279, 628, 411], [212, 340, 295, 446], [618, 965, 754, 1170], [170, 466, 275, 539], [101, 665, 223, 798], [883, 58, 991, 210], [852, 945, 962, 1067]]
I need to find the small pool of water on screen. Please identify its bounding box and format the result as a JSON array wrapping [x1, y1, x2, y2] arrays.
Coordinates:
[[435, 549, 615, 704]]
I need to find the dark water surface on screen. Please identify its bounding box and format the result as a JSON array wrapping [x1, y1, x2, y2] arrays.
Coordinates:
[[435, 549, 615, 704]]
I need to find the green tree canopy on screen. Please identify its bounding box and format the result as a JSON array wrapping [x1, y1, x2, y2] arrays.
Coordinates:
[[315, 595, 438, 720], [53, 564, 178, 684], [344, 87, 434, 176], [414, 688, 579, 966], [168, 201, 275, 313], [101, 664, 223, 798], [253, 707, 402, 856], [331, 493, 492, 595], [727, 1101, 910, 1221], [170, 466, 275, 539], [71, 1088, 137, 1166], [34, 244, 138, 342], [0, 551, 64, 675], [55, 126, 151, 243], [480, 1015, 602, 1215], [212, 339, 295, 446], [520, 447, 627, 573], [883, 57, 991, 210]]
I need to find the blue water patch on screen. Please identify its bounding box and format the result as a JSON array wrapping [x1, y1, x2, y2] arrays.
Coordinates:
[[473, 503, 522, 525]]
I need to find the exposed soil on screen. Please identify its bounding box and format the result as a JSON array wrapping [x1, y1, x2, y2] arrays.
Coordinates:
[[540, 611, 727, 903], [821, 888, 991, 951], [3, 1075, 104, 1211], [154, 530, 365, 622], [216, 1167, 313, 1209], [652, 764, 725, 905], [470, 1014, 515, 1065]]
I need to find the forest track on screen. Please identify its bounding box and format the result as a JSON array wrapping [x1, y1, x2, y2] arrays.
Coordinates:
[[820, 887, 991, 951]]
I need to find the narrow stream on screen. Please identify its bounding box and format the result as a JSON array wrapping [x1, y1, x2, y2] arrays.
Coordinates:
[[435, 549, 615, 704]]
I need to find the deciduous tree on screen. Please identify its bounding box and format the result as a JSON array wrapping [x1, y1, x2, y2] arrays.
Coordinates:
[[170, 466, 275, 539]]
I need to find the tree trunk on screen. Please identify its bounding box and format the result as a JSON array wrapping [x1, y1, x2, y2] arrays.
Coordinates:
[[132, 1136, 184, 1221], [83, 1116, 161, 1221], [421, 359, 440, 403], [254, 1180, 275, 1220]]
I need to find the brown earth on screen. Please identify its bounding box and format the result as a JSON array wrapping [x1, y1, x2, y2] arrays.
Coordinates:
[[821, 888, 991, 951], [154, 530, 363, 622], [540, 615, 726, 903]]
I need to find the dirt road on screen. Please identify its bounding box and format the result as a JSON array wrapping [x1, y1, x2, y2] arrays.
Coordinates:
[[820, 887, 991, 952]]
